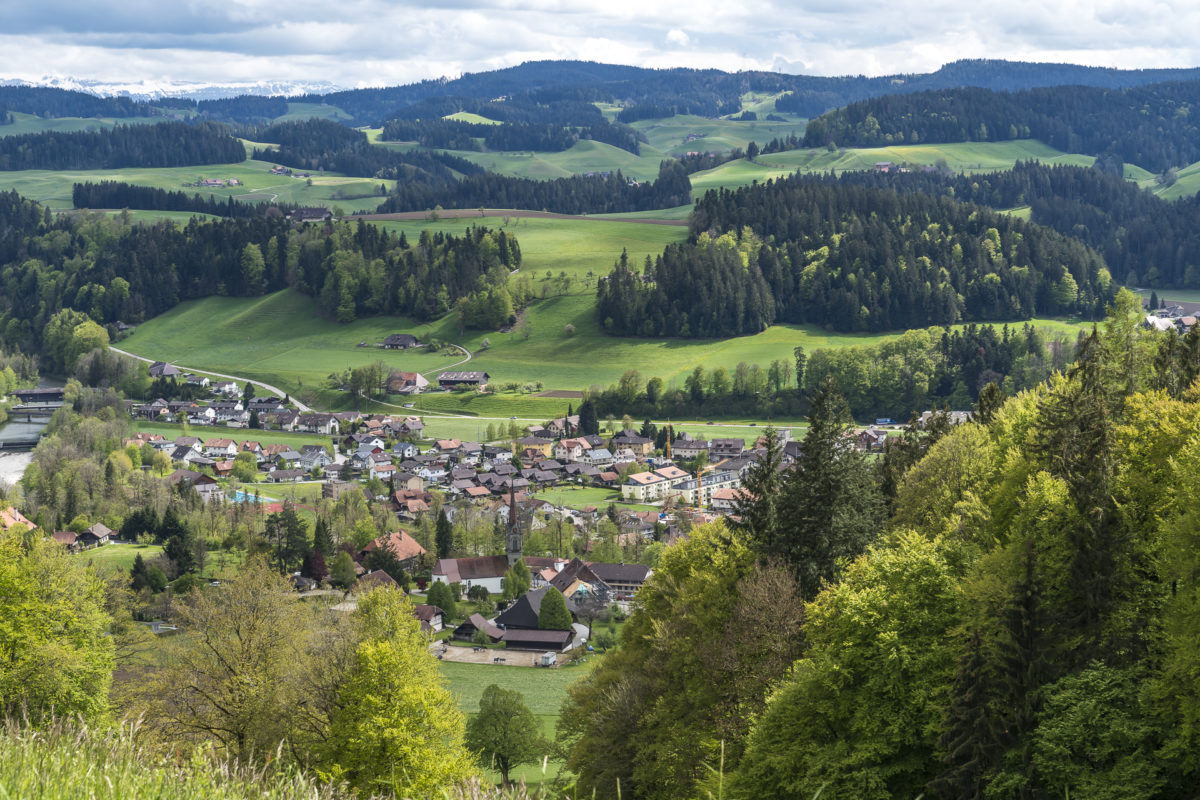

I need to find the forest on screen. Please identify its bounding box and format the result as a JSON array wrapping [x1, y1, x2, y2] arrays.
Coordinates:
[[598, 175, 1111, 337], [801, 79, 1200, 173], [0, 121, 245, 171], [377, 158, 694, 215], [582, 322, 1072, 422], [72, 181, 292, 219], [559, 292, 1200, 800], [829, 161, 1200, 289], [380, 117, 643, 155], [250, 118, 483, 181], [0, 190, 523, 359]]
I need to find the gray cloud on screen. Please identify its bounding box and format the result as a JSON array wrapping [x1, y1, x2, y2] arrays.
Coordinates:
[[0, 0, 1196, 88]]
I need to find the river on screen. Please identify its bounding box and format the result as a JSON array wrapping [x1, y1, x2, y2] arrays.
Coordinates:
[[0, 379, 63, 488]]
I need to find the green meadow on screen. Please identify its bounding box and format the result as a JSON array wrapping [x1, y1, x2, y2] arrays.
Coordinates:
[[0, 111, 170, 137]]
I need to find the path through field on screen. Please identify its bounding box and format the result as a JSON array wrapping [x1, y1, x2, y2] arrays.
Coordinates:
[[109, 346, 313, 412]]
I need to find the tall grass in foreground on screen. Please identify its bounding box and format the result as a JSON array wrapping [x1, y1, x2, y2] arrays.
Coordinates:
[[0, 720, 539, 800]]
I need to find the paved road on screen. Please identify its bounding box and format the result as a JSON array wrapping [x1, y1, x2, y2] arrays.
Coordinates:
[[109, 346, 313, 412]]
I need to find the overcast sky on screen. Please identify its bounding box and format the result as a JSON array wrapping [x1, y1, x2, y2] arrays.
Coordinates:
[[0, 0, 1196, 90]]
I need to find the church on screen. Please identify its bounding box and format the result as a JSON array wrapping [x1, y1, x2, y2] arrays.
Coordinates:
[[430, 487, 527, 595]]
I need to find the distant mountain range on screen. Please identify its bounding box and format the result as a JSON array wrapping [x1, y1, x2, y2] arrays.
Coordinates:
[[0, 77, 344, 102]]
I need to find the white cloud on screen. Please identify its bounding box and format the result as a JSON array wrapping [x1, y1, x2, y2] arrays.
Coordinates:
[[0, 0, 1197, 89], [666, 29, 690, 47]]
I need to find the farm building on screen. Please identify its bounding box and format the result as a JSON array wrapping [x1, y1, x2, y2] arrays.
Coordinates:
[[382, 333, 419, 349], [438, 371, 490, 390]]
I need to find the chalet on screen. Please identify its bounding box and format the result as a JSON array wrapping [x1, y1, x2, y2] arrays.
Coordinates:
[[413, 604, 446, 633], [382, 333, 419, 349], [398, 417, 425, 437], [269, 469, 305, 483], [148, 361, 181, 379], [51, 531, 79, 552], [438, 371, 490, 390], [352, 569, 399, 595], [360, 529, 427, 571], [545, 415, 580, 437], [213, 459, 236, 477], [385, 371, 429, 394], [857, 428, 888, 452], [79, 523, 113, 549]]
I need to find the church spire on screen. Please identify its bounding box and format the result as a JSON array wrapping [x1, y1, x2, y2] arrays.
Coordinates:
[[506, 481, 523, 566]]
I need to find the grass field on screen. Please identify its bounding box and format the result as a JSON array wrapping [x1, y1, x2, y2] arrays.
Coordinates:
[[120, 285, 1093, 409], [0, 151, 392, 211], [0, 112, 168, 137], [440, 658, 595, 785], [83, 542, 163, 574]]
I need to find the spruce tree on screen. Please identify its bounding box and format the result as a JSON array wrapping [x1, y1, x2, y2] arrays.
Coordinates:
[[435, 508, 453, 559], [130, 553, 149, 591], [732, 424, 786, 556], [932, 630, 999, 800], [538, 587, 573, 630], [775, 376, 884, 599], [312, 516, 333, 557], [974, 382, 1007, 425]]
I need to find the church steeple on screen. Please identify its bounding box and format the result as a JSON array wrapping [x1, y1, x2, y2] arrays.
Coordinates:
[[506, 482, 523, 565]]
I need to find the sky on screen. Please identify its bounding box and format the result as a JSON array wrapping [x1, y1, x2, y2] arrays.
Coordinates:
[[0, 0, 1196, 91]]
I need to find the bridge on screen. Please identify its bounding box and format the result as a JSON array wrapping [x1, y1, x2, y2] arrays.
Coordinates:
[[13, 387, 64, 403], [11, 402, 61, 416]]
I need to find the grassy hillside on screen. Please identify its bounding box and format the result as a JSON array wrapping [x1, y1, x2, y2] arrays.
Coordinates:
[[0, 111, 171, 137]]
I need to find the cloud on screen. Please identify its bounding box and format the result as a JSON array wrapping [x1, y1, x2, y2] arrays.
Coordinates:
[[0, 0, 1196, 89], [666, 29, 690, 47]]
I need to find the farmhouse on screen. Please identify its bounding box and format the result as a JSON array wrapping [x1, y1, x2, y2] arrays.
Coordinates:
[[0, 506, 36, 532], [431, 555, 510, 594], [148, 361, 181, 379], [386, 371, 429, 394], [382, 333, 419, 349], [359, 529, 427, 572], [438, 371, 490, 390], [290, 207, 332, 222]]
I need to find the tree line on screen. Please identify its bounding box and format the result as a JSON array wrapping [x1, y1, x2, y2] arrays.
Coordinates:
[[248, 118, 483, 181], [0, 121, 245, 171], [801, 79, 1200, 173], [598, 174, 1111, 338], [0, 190, 524, 359], [72, 181, 297, 219], [380, 116, 643, 154], [831, 160, 1200, 289], [377, 158, 693, 215]]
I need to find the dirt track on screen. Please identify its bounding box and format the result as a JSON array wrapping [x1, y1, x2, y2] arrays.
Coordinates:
[[352, 209, 688, 226]]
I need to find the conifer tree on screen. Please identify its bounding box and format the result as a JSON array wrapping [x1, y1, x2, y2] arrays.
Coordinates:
[[538, 587, 573, 630], [732, 424, 786, 557], [932, 630, 999, 800], [775, 376, 884, 598], [435, 508, 453, 559]]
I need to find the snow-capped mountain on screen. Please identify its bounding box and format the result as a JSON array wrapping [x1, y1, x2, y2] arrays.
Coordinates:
[[0, 76, 346, 101]]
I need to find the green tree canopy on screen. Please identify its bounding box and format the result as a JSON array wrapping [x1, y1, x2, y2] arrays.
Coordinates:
[[465, 683, 550, 785], [537, 587, 572, 631]]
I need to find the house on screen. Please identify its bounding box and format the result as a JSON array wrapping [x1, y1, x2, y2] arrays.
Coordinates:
[[148, 361, 181, 379], [432, 555, 511, 595], [386, 371, 430, 394], [291, 207, 332, 222], [203, 438, 238, 458], [212, 380, 240, 395], [51, 531, 79, 552], [382, 333, 419, 349], [545, 415, 580, 438], [610, 432, 654, 457], [438, 371, 490, 390], [79, 523, 113, 549], [0, 506, 36, 532], [185, 374, 211, 389], [296, 413, 338, 435], [299, 445, 333, 470], [554, 437, 591, 462], [452, 612, 503, 643], [710, 487, 748, 511], [352, 569, 399, 595], [672, 438, 708, 460], [360, 530, 427, 572], [269, 469, 305, 483], [574, 561, 636, 599], [213, 459, 235, 477], [393, 442, 420, 460], [345, 433, 386, 451], [515, 436, 554, 458], [495, 586, 563, 630], [413, 604, 446, 633], [710, 438, 746, 459], [583, 448, 614, 468]]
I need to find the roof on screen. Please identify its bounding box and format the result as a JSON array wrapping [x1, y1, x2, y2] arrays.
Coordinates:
[[495, 586, 555, 630], [0, 506, 36, 531], [458, 613, 503, 640], [413, 603, 445, 622], [353, 570, 399, 593], [588, 562, 652, 584], [362, 530, 427, 562], [51, 531, 77, 546], [439, 371, 490, 382], [433, 555, 509, 583], [626, 472, 664, 486], [501, 628, 573, 649]]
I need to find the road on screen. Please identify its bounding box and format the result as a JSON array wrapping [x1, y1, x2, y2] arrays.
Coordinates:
[[109, 347, 313, 412]]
